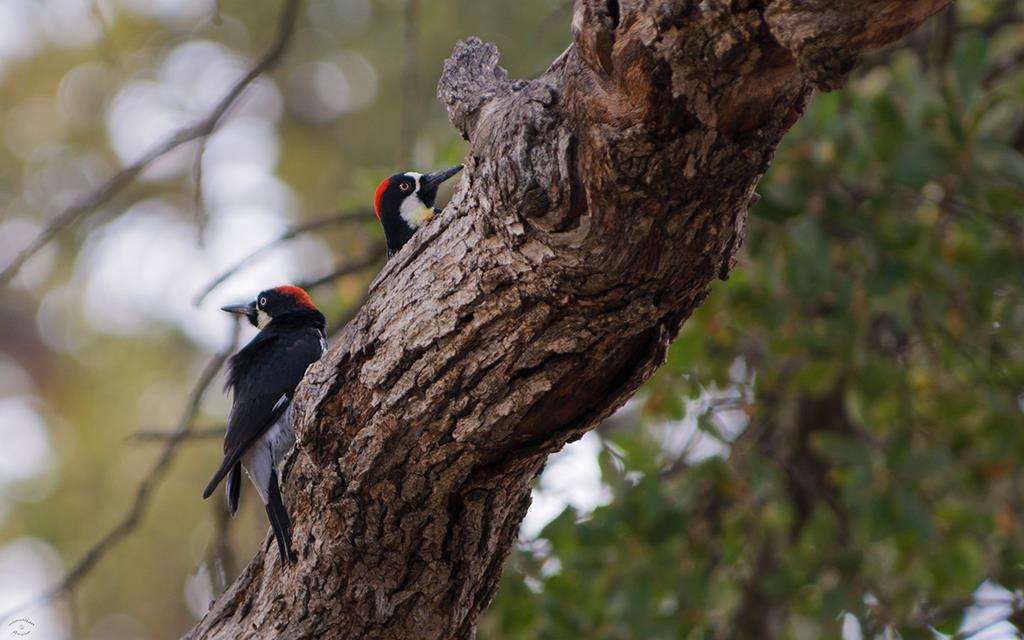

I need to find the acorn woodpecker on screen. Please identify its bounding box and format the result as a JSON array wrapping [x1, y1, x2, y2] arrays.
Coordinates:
[[203, 285, 327, 565], [374, 165, 463, 257]]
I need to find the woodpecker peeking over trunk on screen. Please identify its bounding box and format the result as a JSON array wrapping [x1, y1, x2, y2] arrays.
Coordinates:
[[203, 285, 327, 565], [374, 165, 463, 257]]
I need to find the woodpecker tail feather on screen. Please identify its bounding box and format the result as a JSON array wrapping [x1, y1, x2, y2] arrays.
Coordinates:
[[226, 463, 242, 516], [202, 455, 235, 500], [265, 470, 295, 565]]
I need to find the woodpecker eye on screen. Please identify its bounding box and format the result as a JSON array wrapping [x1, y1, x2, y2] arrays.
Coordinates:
[[399, 182, 412, 192], [259, 297, 268, 308]]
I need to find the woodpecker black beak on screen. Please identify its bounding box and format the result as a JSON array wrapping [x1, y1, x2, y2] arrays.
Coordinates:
[[421, 165, 463, 191], [221, 301, 258, 327], [418, 165, 463, 206]]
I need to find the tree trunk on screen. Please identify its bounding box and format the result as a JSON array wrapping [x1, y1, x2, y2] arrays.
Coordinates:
[[186, 1, 951, 638]]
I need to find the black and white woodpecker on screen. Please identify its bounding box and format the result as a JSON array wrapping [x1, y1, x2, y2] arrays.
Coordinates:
[[374, 165, 463, 257], [203, 285, 327, 564]]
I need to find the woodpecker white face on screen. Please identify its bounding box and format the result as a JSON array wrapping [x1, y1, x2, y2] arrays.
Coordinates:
[[256, 307, 272, 329], [397, 172, 434, 227], [374, 165, 463, 258]]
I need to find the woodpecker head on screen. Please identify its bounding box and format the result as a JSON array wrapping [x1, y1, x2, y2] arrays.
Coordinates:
[[374, 165, 463, 257], [221, 285, 325, 331]]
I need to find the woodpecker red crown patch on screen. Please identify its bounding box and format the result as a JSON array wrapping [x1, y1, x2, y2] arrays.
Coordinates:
[[374, 178, 390, 221], [271, 285, 317, 310]]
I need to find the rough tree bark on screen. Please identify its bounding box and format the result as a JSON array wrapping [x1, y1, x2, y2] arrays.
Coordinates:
[[186, 1, 951, 638]]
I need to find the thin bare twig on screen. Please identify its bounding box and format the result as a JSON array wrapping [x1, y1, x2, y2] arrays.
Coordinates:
[[0, 0, 303, 288], [296, 244, 387, 291], [191, 208, 371, 306], [0, 321, 242, 623], [125, 427, 225, 444], [192, 139, 212, 245]]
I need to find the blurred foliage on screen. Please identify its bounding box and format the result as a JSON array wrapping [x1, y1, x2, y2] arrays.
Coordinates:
[[0, 0, 1021, 639], [482, 2, 1024, 639]]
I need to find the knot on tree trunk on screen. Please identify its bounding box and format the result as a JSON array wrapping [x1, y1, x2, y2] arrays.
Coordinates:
[[438, 38, 515, 141], [439, 39, 573, 262]]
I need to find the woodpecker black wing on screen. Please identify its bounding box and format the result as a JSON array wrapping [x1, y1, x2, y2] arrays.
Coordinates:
[[202, 327, 324, 500]]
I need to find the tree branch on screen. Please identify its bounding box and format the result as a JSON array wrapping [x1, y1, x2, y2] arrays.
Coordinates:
[[0, 0, 302, 288], [125, 427, 225, 444]]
